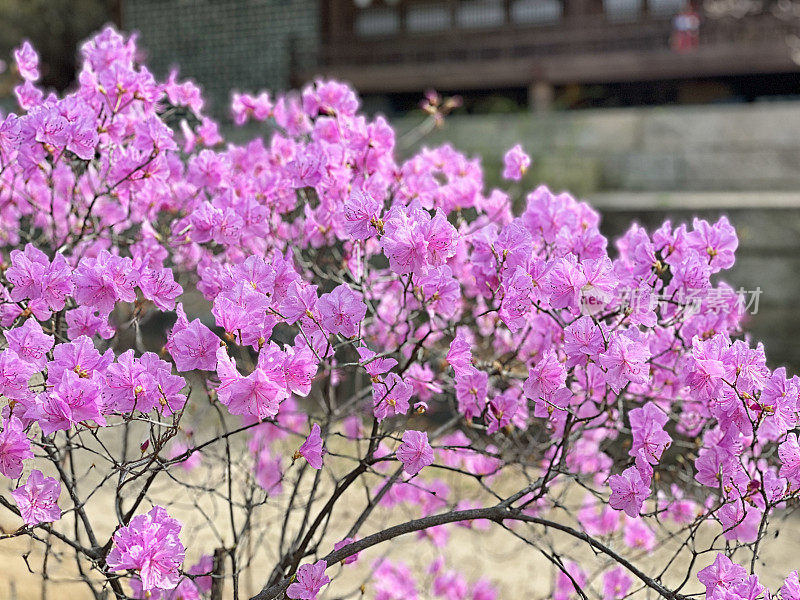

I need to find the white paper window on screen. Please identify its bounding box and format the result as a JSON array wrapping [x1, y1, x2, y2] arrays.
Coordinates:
[[512, 0, 562, 24], [457, 0, 506, 29], [604, 0, 642, 22], [355, 8, 401, 36], [407, 4, 452, 32]]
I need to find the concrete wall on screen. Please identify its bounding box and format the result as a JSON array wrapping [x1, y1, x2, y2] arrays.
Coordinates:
[[396, 102, 800, 193], [124, 0, 319, 115]]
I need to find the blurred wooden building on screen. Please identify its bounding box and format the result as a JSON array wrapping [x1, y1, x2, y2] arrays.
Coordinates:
[[124, 0, 800, 113], [309, 0, 800, 109]]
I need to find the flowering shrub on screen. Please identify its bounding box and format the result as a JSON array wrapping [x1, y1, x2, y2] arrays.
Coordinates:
[[0, 27, 798, 600]]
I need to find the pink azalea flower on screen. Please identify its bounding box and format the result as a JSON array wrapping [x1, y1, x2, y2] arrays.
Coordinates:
[[782, 571, 800, 600], [686, 216, 738, 273], [102, 350, 186, 415], [523, 349, 566, 400], [418, 265, 461, 320], [602, 566, 632, 600], [168, 578, 202, 600], [598, 330, 651, 394], [165, 68, 204, 114], [72, 251, 138, 316], [372, 373, 413, 421], [12, 469, 61, 525], [107, 506, 185, 591], [397, 430, 434, 476], [446, 329, 473, 374], [580, 256, 617, 311], [168, 318, 219, 372], [697, 553, 747, 595], [0, 416, 33, 479], [127, 577, 163, 599], [454, 366, 488, 420], [547, 254, 587, 313], [138, 353, 187, 415], [65, 306, 115, 340], [187, 554, 214, 592], [628, 402, 672, 465], [212, 284, 273, 347], [288, 145, 325, 188], [221, 367, 288, 420], [608, 466, 650, 517], [316, 284, 367, 338], [333, 537, 359, 565], [381, 206, 430, 275], [6, 245, 49, 305], [286, 559, 330, 600], [686, 355, 727, 402], [231, 91, 272, 124], [406, 363, 443, 402], [564, 316, 605, 367], [5, 318, 54, 368], [295, 423, 324, 469], [342, 415, 363, 439], [13, 41, 39, 81], [498, 267, 532, 332], [255, 449, 283, 493], [502, 144, 530, 181], [577, 496, 620, 537], [27, 369, 103, 434], [14, 80, 42, 111], [280, 282, 319, 325], [168, 441, 201, 472], [343, 188, 382, 240], [554, 560, 587, 600], [139, 267, 183, 311], [0, 348, 36, 402], [283, 345, 318, 397], [471, 579, 498, 600], [718, 500, 761, 543], [433, 569, 468, 600], [373, 558, 419, 599], [779, 432, 800, 485], [423, 210, 457, 267], [486, 391, 518, 435], [623, 515, 655, 550], [356, 346, 398, 377]]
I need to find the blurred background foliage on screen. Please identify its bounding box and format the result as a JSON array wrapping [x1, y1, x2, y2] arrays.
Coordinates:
[[0, 0, 117, 98]]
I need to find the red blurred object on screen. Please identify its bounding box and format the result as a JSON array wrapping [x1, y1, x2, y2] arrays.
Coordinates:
[[671, 3, 701, 52]]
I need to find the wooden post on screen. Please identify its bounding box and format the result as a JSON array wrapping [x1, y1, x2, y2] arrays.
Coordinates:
[[564, 0, 604, 18], [564, 0, 582, 19], [210, 547, 226, 600], [448, 0, 459, 30], [529, 81, 555, 112], [398, 0, 408, 32]]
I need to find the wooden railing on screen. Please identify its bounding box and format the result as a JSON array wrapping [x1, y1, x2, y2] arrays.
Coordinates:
[[325, 11, 797, 64], [292, 6, 799, 90], [318, 17, 676, 67]]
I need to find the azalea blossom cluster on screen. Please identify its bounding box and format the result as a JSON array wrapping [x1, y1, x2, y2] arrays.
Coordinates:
[[0, 27, 798, 600]]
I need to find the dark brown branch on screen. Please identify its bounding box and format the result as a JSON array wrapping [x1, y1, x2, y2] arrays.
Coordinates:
[[251, 504, 688, 600]]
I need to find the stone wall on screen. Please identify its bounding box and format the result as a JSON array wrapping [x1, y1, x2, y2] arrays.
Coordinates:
[[222, 110, 800, 369], [395, 102, 800, 193], [392, 104, 800, 367], [124, 0, 319, 115]]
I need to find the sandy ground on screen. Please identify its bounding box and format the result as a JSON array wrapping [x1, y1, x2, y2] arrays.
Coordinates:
[[3, 487, 800, 600], [2, 422, 800, 600]]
